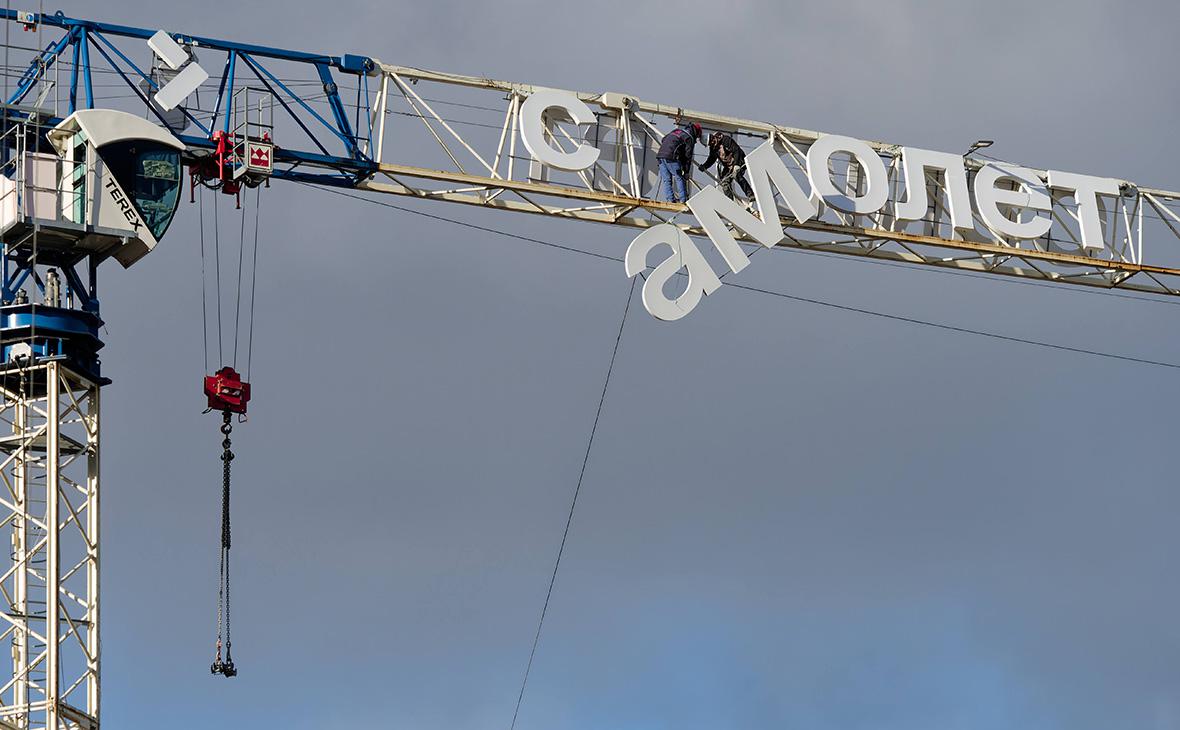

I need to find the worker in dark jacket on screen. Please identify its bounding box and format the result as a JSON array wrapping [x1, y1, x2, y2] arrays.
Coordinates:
[[699, 132, 754, 202], [656, 122, 702, 203]]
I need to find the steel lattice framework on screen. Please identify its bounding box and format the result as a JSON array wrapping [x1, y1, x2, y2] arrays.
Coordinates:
[[3, 10, 1180, 296], [0, 362, 98, 730], [355, 63, 1180, 296]]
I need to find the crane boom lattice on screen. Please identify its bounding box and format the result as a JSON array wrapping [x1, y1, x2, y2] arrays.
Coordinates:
[[1, 10, 1178, 301]]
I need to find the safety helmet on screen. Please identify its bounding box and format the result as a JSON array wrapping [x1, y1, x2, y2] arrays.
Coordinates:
[[689, 122, 702, 140]]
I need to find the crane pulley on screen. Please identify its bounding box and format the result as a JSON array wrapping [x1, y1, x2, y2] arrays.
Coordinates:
[[190, 87, 275, 205]]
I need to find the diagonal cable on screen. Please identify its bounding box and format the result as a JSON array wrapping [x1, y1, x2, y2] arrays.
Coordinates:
[[296, 184, 1180, 370], [724, 281, 1180, 370], [509, 277, 637, 730]]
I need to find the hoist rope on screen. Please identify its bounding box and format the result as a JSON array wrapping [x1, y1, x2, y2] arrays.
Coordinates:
[[233, 197, 247, 368], [197, 188, 262, 378], [213, 194, 224, 366], [509, 276, 636, 730], [246, 186, 263, 382], [198, 186, 210, 372], [197, 183, 258, 678]]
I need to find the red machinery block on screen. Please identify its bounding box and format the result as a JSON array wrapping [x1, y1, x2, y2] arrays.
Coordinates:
[[204, 366, 251, 414]]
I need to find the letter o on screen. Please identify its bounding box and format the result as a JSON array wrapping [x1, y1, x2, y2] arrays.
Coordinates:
[[806, 134, 889, 214]]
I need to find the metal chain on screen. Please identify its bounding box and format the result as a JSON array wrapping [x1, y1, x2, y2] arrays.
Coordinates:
[[221, 412, 233, 663], [211, 410, 237, 677], [213, 524, 223, 665], [221, 412, 232, 554]]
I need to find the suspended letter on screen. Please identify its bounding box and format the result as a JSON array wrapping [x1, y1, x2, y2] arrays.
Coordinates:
[[895, 147, 974, 232], [745, 141, 819, 225], [806, 134, 889, 214], [1047, 170, 1120, 252], [625, 224, 722, 321], [973, 163, 1052, 240], [688, 186, 787, 274], [519, 89, 600, 171]]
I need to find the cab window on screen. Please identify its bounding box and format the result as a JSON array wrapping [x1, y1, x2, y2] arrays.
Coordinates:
[[98, 141, 182, 240]]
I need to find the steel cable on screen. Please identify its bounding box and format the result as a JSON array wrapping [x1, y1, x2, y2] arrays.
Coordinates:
[[301, 183, 1180, 371], [509, 277, 636, 730], [246, 185, 262, 382], [199, 186, 210, 372], [213, 194, 223, 365], [233, 193, 247, 368]]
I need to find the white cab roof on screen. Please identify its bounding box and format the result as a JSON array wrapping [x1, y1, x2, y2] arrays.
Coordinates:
[[48, 109, 184, 155]]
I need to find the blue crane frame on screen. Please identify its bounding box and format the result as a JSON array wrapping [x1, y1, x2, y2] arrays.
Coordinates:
[[0, 8, 380, 188], [0, 9, 380, 374]]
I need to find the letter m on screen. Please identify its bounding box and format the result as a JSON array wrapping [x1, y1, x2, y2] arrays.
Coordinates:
[[687, 140, 818, 274]]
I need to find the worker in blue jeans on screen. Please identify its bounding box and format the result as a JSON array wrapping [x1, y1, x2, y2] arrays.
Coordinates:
[[657, 122, 702, 203]]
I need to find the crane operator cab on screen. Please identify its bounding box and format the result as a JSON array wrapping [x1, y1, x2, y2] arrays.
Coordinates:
[[0, 109, 184, 382]]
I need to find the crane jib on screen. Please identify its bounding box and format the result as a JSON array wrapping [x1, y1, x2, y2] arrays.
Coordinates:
[[4, 9, 1178, 320], [522, 91, 1140, 321]]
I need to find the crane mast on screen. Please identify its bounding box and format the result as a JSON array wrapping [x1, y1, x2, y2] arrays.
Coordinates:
[[0, 359, 99, 730], [0, 8, 1176, 728], [0, 105, 183, 729]]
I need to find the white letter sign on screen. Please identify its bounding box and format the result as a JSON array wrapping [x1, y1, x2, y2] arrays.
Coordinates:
[[895, 147, 974, 233], [745, 141, 819, 225], [1047, 170, 1121, 251], [973, 163, 1052, 240], [519, 90, 600, 172], [625, 224, 722, 321], [806, 134, 889, 214]]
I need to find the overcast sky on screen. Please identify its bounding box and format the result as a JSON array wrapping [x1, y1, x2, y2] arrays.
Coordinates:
[[33, 1, 1180, 728]]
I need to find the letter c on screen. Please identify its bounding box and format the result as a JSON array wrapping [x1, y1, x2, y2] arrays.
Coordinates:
[[520, 89, 600, 172]]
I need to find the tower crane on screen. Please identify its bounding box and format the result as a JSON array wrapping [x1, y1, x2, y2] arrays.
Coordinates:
[[0, 8, 1177, 729]]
